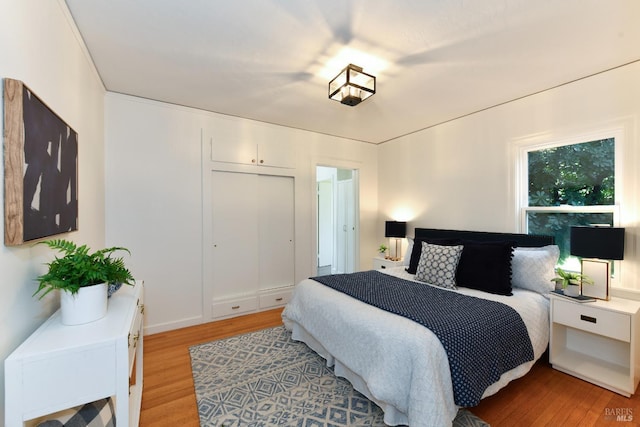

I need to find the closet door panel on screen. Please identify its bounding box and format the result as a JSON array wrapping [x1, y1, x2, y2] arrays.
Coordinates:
[[258, 175, 295, 290], [211, 171, 259, 297]]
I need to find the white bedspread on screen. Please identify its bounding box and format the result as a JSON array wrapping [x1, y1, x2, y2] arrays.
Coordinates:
[[281, 267, 549, 427]]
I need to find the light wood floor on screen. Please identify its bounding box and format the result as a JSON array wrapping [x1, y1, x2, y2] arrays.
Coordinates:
[[141, 308, 640, 426]]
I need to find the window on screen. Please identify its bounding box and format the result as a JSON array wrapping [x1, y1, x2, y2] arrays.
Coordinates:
[[520, 134, 619, 271]]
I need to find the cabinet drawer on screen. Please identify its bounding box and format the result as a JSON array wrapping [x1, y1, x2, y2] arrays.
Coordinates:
[[212, 297, 258, 319], [128, 298, 144, 373], [553, 299, 630, 342], [259, 289, 292, 309]]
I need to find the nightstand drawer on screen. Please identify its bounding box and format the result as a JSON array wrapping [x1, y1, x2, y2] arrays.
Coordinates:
[[372, 257, 403, 270], [553, 299, 630, 342]]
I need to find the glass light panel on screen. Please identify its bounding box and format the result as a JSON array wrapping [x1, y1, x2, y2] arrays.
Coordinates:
[[360, 90, 373, 101], [329, 70, 348, 101], [349, 69, 375, 91]]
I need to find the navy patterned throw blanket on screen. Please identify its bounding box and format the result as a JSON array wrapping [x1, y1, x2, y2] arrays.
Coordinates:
[[311, 270, 534, 407]]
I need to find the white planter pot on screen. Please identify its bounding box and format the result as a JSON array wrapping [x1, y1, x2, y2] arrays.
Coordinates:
[[60, 283, 108, 325], [564, 284, 581, 297]]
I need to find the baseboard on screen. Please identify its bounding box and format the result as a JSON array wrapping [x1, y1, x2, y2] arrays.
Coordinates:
[[144, 315, 204, 335]]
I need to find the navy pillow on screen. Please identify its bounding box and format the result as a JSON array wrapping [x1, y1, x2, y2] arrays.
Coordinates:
[[455, 241, 515, 296], [406, 237, 461, 274]]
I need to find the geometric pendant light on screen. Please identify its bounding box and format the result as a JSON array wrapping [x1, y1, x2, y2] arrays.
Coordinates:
[[328, 64, 376, 106]]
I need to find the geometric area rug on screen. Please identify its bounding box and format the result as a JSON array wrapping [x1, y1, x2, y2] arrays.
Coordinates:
[[189, 326, 489, 426]]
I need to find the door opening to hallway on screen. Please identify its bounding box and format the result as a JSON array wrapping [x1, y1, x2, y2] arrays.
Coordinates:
[[316, 166, 358, 276]]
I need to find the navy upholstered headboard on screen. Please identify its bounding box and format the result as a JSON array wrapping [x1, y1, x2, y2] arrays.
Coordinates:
[[414, 228, 554, 247]]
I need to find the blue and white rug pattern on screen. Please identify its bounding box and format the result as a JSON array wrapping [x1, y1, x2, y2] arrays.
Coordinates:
[[189, 326, 488, 426]]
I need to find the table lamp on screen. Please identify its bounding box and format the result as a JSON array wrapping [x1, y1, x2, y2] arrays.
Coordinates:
[[385, 221, 406, 261], [570, 226, 625, 300]]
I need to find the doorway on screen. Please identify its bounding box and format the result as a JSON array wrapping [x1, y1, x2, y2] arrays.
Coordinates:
[[316, 166, 358, 275]]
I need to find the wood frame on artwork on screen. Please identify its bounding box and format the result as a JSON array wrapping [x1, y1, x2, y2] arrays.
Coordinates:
[[4, 78, 78, 246]]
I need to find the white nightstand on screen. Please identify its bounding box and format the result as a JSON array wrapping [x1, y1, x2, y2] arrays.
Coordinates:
[[372, 257, 403, 270], [549, 294, 640, 396]]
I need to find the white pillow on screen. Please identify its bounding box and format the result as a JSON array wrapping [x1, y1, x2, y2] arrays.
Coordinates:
[[511, 245, 560, 294], [403, 237, 414, 266], [415, 242, 463, 289]]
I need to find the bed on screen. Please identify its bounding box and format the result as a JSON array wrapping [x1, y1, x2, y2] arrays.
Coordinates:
[[282, 228, 558, 427]]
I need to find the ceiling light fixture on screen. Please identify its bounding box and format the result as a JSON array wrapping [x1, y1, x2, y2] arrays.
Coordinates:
[[328, 64, 376, 107]]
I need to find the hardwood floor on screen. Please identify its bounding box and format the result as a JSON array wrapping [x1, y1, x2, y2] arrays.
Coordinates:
[[140, 309, 284, 427], [141, 309, 640, 426]]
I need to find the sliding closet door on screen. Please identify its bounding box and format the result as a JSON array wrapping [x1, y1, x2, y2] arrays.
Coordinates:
[[258, 175, 295, 290], [210, 171, 294, 301], [211, 171, 259, 297]]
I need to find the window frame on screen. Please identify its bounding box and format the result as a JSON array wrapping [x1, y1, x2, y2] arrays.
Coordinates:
[[515, 127, 623, 283]]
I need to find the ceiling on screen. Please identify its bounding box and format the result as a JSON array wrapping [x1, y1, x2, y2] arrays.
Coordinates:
[[64, 0, 640, 144]]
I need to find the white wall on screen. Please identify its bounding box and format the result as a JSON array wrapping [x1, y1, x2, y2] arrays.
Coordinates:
[[378, 61, 640, 292], [0, 0, 106, 421], [105, 94, 378, 333]]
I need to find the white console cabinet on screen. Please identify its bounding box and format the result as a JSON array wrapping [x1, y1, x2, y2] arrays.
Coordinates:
[[5, 281, 144, 427]]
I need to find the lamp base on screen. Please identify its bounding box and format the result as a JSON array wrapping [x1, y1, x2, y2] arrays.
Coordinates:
[[391, 238, 402, 262], [580, 259, 610, 300]]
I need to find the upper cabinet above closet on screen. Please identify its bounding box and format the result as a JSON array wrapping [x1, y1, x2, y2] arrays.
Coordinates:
[[210, 138, 296, 169], [209, 119, 296, 169]]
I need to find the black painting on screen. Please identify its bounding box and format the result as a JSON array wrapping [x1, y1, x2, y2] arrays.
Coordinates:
[[22, 88, 78, 241]]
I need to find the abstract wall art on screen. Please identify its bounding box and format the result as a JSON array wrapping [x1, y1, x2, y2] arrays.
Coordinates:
[[4, 78, 78, 246]]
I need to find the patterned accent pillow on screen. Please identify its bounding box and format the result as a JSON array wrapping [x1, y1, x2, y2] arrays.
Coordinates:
[[406, 237, 461, 274], [511, 245, 560, 295], [415, 242, 464, 289], [36, 398, 115, 427]]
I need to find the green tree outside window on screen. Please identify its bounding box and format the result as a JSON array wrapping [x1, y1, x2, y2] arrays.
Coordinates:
[[526, 138, 615, 266]]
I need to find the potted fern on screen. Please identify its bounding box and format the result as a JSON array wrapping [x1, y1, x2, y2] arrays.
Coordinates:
[[551, 267, 593, 297], [34, 239, 134, 325]]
